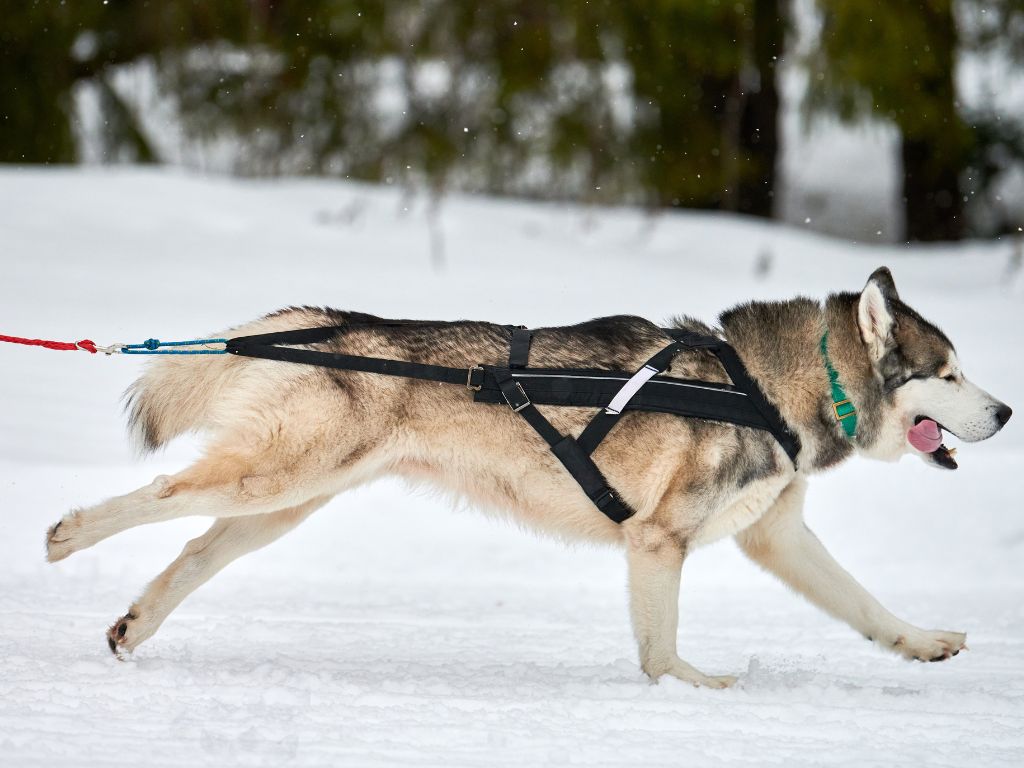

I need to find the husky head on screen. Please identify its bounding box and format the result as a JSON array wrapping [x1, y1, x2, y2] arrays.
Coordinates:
[[850, 267, 1012, 470]]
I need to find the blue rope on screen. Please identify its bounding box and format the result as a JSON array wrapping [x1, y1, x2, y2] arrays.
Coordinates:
[[120, 338, 228, 355]]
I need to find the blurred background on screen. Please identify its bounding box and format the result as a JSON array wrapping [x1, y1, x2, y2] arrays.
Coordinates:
[[2, 0, 1023, 243]]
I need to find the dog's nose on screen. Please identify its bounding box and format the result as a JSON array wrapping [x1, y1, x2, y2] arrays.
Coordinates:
[[996, 404, 1012, 428]]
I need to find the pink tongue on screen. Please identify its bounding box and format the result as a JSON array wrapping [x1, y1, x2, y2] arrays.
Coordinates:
[[908, 419, 943, 453]]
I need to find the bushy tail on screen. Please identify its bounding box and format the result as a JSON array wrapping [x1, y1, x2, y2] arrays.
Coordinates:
[[124, 352, 230, 453], [123, 306, 348, 453]]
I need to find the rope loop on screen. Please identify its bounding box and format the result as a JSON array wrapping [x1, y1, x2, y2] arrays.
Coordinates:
[[0, 334, 97, 353]]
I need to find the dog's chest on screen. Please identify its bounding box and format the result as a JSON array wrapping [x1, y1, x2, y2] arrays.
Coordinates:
[[690, 473, 792, 547]]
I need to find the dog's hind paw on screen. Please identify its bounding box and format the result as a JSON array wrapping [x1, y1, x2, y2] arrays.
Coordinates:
[[106, 609, 144, 659], [45, 513, 82, 563]]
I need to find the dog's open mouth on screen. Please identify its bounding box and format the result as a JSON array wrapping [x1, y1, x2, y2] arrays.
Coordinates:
[[909, 416, 958, 470]]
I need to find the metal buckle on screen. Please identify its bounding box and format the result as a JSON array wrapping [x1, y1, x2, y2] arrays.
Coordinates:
[[466, 365, 483, 391], [832, 398, 856, 420], [502, 380, 531, 412], [92, 342, 125, 355]]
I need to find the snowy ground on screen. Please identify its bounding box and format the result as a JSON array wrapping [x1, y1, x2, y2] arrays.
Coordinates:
[[1, 168, 1023, 766]]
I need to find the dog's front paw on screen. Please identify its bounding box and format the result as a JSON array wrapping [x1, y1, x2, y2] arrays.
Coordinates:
[[644, 657, 739, 689], [890, 629, 967, 662]]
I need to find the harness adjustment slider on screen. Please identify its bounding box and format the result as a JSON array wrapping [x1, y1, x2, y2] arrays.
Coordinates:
[[466, 365, 484, 391], [502, 380, 531, 412]]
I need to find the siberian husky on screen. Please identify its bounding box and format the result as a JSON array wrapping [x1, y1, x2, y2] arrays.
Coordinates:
[[45, 267, 1012, 687]]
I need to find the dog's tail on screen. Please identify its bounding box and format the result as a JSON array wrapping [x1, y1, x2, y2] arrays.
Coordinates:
[[124, 344, 235, 453], [124, 306, 341, 453]]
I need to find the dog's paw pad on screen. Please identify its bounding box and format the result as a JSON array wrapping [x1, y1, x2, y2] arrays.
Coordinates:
[[106, 611, 140, 659], [894, 629, 966, 663]]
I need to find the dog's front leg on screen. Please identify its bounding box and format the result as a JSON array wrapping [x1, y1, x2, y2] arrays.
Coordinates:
[[626, 532, 737, 688], [735, 476, 966, 662]]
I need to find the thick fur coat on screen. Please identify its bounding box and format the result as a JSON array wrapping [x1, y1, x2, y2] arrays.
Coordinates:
[[46, 268, 1012, 687]]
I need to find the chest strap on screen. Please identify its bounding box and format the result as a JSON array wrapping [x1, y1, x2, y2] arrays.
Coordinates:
[[491, 368, 636, 522]]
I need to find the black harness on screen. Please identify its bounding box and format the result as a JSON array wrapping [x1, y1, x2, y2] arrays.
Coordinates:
[[226, 322, 800, 524]]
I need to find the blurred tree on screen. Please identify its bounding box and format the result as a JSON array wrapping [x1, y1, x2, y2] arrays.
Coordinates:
[[810, 0, 1024, 240], [736, 0, 783, 217], [0, 2, 81, 163], [2, 0, 786, 218], [0, 0, 252, 163], [958, 0, 1024, 235], [3, 0, 1019, 239], [810, 0, 967, 240], [613, 0, 786, 214]]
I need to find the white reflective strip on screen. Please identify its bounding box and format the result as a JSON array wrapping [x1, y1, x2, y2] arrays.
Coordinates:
[[605, 365, 660, 415], [510, 372, 748, 397]]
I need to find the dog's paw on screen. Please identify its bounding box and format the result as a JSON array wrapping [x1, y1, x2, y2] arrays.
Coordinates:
[[106, 608, 148, 659], [646, 657, 739, 689], [45, 511, 84, 563], [890, 629, 967, 663], [691, 673, 739, 689]]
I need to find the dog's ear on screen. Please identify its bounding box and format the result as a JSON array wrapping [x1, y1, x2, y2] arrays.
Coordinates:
[[867, 266, 899, 301], [858, 267, 898, 360]]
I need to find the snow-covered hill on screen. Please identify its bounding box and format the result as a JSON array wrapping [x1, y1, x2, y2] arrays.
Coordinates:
[[1, 168, 1022, 766]]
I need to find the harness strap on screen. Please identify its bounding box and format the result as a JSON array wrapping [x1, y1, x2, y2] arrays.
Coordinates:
[[577, 341, 685, 454], [493, 369, 636, 523], [227, 327, 484, 388], [225, 321, 801, 527], [664, 329, 801, 462], [508, 328, 533, 369]]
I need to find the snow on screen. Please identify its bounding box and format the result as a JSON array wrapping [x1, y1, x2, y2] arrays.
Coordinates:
[[1, 167, 1023, 766]]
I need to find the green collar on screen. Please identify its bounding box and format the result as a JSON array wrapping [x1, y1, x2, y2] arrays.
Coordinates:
[[820, 331, 857, 439]]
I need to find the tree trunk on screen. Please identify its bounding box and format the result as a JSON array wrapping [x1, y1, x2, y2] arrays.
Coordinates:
[[899, 0, 964, 241], [901, 136, 964, 241], [735, 0, 782, 218], [0, 34, 76, 163]]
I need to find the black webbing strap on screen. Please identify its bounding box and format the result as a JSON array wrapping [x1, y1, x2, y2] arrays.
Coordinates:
[[224, 321, 800, 526], [226, 326, 484, 389], [492, 369, 636, 523], [475, 338, 801, 465], [664, 329, 801, 462], [475, 371, 768, 430], [577, 340, 685, 454], [509, 328, 533, 368]]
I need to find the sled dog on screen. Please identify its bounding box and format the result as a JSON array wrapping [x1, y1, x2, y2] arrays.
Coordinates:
[[46, 267, 1012, 687]]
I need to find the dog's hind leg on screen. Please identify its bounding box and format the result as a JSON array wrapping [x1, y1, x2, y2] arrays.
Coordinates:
[[625, 529, 738, 688], [46, 439, 378, 562], [735, 476, 967, 663], [106, 496, 329, 657]]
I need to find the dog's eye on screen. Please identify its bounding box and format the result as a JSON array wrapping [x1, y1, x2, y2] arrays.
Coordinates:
[[898, 373, 927, 386], [942, 374, 956, 383]]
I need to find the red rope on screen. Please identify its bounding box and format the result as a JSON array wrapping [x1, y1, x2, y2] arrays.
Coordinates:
[[0, 334, 97, 353]]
